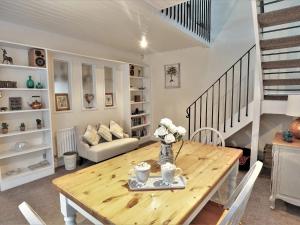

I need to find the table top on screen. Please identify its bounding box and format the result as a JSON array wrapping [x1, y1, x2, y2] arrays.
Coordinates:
[[53, 141, 242, 225], [273, 132, 300, 148]]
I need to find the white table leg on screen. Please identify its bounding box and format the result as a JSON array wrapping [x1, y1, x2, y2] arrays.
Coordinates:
[[227, 161, 239, 198], [60, 193, 77, 225]]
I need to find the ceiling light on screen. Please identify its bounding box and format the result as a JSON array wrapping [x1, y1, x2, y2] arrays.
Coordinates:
[[140, 36, 148, 49]]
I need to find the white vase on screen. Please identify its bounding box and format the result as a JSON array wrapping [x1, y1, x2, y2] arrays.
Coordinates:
[[159, 143, 174, 165]]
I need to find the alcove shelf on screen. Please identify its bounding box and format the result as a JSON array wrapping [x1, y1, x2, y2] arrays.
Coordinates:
[[123, 64, 152, 144], [0, 41, 54, 191]]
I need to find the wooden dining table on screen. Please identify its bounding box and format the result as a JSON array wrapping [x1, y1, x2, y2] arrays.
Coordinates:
[[53, 141, 242, 225]]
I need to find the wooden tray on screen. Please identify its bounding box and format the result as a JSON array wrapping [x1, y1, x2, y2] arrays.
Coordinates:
[[128, 176, 186, 191]]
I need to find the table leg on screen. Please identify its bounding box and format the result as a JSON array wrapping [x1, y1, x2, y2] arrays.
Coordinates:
[[60, 193, 77, 225], [227, 161, 239, 198]]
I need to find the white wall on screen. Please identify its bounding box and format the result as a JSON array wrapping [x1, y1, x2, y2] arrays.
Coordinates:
[[145, 0, 255, 134]]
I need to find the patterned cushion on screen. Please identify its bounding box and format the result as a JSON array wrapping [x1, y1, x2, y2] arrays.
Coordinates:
[[98, 124, 112, 142], [83, 125, 100, 146], [110, 120, 124, 139]]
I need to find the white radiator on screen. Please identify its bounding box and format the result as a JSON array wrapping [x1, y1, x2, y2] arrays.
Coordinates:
[[56, 127, 77, 157]]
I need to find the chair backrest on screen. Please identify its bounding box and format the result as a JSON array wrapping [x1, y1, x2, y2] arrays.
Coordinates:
[[219, 161, 263, 225], [190, 127, 225, 147], [18, 202, 46, 225]]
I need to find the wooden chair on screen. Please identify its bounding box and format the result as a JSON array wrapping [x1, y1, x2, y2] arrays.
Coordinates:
[[191, 161, 263, 225], [190, 127, 225, 147], [18, 202, 46, 225]]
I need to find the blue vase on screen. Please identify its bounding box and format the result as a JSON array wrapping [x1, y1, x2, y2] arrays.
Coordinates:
[[26, 76, 34, 88]]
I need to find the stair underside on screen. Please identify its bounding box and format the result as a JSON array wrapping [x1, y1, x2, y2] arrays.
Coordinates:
[[260, 35, 300, 50], [264, 95, 288, 101], [262, 59, 300, 69], [258, 5, 300, 27], [263, 79, 300, 86]]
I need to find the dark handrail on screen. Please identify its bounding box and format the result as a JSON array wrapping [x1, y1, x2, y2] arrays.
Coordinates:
[[186, 44, 256, 139]]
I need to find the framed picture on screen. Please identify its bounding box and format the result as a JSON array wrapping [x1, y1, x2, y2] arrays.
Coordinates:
[[164, 63, 180, 88], [55, 93, 70, 111], [105, 93, 114, 107]]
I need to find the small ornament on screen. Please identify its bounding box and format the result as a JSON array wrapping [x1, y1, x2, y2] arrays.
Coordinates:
[[1, 48, 13, 64], [36, 119, 42, 129], [35, 82, 43, 89], [1, 122, 8, 134], [20, 123, 26, 132], [26, 76, 35, 88]]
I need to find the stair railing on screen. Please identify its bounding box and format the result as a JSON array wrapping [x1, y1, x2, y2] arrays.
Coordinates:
[[161, 0, 211, 42], [186, 45, 256, 139]]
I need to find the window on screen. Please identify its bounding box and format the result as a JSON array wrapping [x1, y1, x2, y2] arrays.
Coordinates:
[[104, 66, 115, 107], [54, 59, 71, 111], [82, 63, 96, 110]]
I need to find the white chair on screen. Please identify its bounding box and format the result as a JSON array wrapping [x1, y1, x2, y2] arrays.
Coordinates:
[[18, 202, 46, 225], [191, 161, 263, 225], [190, 127, 225, 147]]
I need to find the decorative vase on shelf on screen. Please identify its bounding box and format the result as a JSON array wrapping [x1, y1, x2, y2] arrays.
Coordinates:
[[159, 143, 174, 165], [26, 76, 35, 88]]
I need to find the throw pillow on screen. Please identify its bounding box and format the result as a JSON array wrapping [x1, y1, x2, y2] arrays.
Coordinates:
[[110, 120, 124, 139], [83, 125, 100, 146], [98, 124, 112, 142]]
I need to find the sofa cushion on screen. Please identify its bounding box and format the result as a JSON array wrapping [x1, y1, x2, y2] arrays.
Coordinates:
[[98, 124, 112, 142], [83, 125, 99, 146], [88, 138, 139, 162], [110, 120, 124, 138]]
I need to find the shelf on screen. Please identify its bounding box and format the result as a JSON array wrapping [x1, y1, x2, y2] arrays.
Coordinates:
[[0, 88, 48, 91], [0, 128, 50, 138], [130, 101, 148, 105], [0, 144, 51, 160], [0, 63, 47, 71], [131, 123, 151, 130], [2, 164, 51, 181], [130, 76, 147, 79], [0, 109, 49, 115], [131, 113, 150, 118], [130, 88, 146, 91]]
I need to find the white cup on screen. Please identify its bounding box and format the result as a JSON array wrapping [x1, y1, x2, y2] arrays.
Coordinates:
[[133, 162, 151, 185], [161, 162, 182, 185]]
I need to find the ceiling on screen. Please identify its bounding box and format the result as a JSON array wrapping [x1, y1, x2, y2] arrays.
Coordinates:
[[0, 0, 203, 54]]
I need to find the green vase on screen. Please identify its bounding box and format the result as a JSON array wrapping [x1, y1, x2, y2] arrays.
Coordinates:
[[26, 76, 34, 88]]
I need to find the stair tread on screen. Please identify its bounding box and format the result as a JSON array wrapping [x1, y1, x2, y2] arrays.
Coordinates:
[[263, 79, 300, 86], [261, 35, 300, 50], [264, 95, 288, 101], [262, 59, 300, 69], [258, 5, 300, 27]]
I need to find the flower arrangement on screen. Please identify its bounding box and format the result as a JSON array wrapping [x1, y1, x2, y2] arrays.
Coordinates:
[[154, 118, 186, 144]]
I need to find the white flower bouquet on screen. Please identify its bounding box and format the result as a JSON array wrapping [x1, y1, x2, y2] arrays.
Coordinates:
[[154, 118, 186, 164], [154, 118, 186, 144]]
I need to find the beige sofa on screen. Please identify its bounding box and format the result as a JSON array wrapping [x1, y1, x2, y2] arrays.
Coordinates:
[[75, 126, 139, 163]]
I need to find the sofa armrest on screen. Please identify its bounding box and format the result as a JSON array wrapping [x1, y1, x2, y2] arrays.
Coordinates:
[[74, 126, 90, 158]]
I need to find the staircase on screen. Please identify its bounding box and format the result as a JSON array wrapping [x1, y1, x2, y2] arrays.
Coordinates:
[[186, 45, 256, 140], [258, 2, 300, 101]]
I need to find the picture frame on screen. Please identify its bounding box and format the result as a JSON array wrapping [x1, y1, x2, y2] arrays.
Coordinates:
[[55, 93, 70, 111], [164, 63, 180, 89], [105, 93, 114, 107]]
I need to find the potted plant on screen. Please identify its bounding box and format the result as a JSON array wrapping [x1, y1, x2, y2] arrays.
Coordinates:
[[154, 118, 186, 164], [36, 119, 42, 129], [1, 122, 8, 134], [20, 123, 26, 131]]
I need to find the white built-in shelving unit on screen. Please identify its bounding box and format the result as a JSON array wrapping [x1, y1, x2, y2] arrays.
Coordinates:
[[123, 64, 151, 144], [0, 41, 54, 191]]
